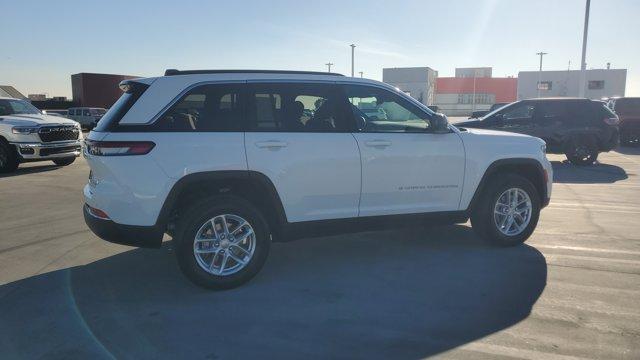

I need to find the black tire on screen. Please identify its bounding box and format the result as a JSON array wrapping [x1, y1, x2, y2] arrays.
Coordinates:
[[0, 139, 19, 173], [564, 137, 599, 165], [174, 194, 270, 290], [470, 174, 541, 247], [53, 157, 76, 166]]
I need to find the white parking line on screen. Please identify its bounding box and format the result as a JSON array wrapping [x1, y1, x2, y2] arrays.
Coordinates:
[[535, 244, 640, 257]]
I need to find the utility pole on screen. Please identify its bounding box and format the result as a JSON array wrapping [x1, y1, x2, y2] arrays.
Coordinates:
[[358, 71, 363, 78], [350, 44, 356, 77], [325, 62, 334, 73], [536, 51, 548, 98], [579, 0, 590, 98]]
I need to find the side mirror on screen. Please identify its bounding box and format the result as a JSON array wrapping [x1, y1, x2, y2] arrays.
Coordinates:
[[431, 113, 450, 133]]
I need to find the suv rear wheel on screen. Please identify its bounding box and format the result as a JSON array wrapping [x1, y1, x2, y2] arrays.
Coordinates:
[[471, 174, 540, 246], [174, 195, 270, 290], [564, 137, 598, 165]]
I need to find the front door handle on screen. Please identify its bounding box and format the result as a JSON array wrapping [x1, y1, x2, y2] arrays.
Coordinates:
[[255, 140, 288, 149], [364, 139, 392, 148]]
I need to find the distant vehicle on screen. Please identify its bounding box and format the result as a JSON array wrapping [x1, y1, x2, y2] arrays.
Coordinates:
[[456, 98, 619, 165], [361, 107, 388, 120], [608, 97, 640, 145], [43, 109, 68, 118], [67, 107, 106, 129], [0, 97, 82, 173], [470, 102, 511, 119]]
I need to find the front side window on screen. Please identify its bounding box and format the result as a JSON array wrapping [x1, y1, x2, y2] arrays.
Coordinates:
[[344, 85, 432, 133], [247, 83, 352, 132], [83, 109, 91, 116], [502, 102, 535, 121], [155, 84, 243, 131], [536, 102, 568, 121]]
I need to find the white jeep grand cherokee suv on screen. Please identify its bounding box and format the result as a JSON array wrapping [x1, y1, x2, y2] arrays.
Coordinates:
[[0, 97, 82, 173], [83, 69, 552, 289]]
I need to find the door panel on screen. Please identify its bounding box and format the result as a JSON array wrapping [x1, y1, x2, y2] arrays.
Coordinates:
[[354, 132, 465, 216], [244, 82, 361, 223], [341, 83, 465, 216], [245, 133, 361, 222]]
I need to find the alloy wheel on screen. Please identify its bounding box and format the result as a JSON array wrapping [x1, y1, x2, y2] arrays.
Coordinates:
[[193, 214, 256, 276], [493, 188, 533, 236]]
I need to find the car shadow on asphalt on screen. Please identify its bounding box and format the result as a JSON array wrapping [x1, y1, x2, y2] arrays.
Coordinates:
[[0, 164, 62, 178], [0, 225, 547, 359], [552, 161, 628, 184]]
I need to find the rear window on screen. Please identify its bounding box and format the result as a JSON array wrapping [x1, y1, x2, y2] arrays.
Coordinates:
[[614, 98, 640, 115], [93, 84, 148, 132]]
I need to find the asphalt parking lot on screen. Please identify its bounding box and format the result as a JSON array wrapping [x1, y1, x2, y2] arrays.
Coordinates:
[[1, 147, 639, 359]]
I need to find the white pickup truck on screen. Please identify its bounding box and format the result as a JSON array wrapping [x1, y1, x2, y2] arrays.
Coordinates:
[[0, 97, 82, 173]]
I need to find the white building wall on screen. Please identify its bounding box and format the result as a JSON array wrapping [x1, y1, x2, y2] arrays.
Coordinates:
[[382, 67, 437, 106], [435, 93, 495, 116], [517, 69, 626, 100]]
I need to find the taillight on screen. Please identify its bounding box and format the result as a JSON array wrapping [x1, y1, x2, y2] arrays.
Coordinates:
[[86, 204, 110, 220], [604, 117, 620, 126], [85, 140, 155, 156]]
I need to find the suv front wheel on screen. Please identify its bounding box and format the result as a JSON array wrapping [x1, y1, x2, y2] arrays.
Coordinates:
[[471, 174, 540, 246], [174, 195, 271, 290]]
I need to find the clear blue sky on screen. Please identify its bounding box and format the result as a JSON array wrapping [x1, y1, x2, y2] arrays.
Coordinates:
[[2, 0, 639, 98]]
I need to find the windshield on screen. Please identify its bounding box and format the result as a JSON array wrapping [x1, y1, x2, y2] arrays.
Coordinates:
[[0, 99, 42, 116]]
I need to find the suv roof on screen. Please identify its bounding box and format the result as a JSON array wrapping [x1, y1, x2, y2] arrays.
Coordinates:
[[527, 97, 590, 102], [164, 69, 344, 77]]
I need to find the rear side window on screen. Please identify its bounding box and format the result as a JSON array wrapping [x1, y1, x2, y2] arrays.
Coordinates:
[[154, 84, 244, 131], [247, 83, 354, 132], [93, 83, 149, 132]]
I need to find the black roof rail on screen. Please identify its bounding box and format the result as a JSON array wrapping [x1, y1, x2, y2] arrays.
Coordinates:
[[164, 69, 344, 77]]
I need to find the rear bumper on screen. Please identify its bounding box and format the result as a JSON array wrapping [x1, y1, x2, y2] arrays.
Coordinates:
[[601, 128, 620, 151], [11, 140, 81, 161], [83, 204, 164, 248]]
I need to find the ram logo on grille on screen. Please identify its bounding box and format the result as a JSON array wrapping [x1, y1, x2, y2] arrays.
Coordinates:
[[38, 126, 80, 142]]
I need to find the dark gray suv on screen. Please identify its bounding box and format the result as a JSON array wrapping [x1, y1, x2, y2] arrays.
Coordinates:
[[456, 98, 620, 165]]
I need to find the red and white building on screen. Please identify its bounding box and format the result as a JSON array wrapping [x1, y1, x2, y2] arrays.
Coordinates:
[[434, 69, 517, 116]]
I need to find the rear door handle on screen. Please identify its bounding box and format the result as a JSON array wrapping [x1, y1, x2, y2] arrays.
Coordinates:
[[364, 139, 392, 148], [255, 140, 288, 149]]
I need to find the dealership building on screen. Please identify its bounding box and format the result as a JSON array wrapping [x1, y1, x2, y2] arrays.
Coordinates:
[[382, 67, 438, 106], [517, 68, 627, 100], [434, 70, 517, 116], [71, 72, 140, 108]]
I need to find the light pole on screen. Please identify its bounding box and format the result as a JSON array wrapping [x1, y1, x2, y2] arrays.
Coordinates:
[[325, 62, 334, 73], [578, 0, 591, 98], [350, 44, 356, 77], [358, 71, 363, 78], [536, 51, 548, 98]]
